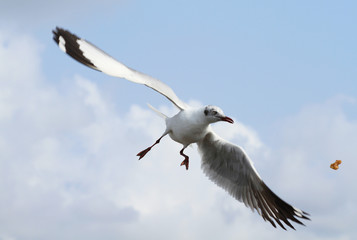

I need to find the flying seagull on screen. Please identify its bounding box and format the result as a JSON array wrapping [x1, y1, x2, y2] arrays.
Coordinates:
[[52, 27, 310, 230]]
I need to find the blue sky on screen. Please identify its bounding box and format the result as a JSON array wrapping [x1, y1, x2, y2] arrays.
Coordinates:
[[0, 1, 356, 239]]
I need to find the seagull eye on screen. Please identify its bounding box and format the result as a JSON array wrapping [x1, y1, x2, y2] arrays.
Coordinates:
[[212, 110, 217, 115]]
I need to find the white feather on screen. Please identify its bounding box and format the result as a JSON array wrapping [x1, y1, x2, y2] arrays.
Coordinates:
[[147, 103, 168, 119], [58, 36, 66, 52], [75, 38, 188, 110]]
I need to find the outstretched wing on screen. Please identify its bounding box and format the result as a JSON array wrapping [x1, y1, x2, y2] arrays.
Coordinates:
[[197, 131, 310, 230], [52, 27, 188, 110]]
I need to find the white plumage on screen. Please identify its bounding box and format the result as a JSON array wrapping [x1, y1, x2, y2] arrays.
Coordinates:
[[53, 27, 310, 230]]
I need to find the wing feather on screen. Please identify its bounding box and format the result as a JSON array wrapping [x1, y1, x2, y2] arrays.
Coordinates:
[[197, 131, 310, 230], [52, 27, 188, 110]]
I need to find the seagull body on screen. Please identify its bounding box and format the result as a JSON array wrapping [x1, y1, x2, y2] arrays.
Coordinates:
[[53, 27, 310, 230], [166, 107, 211, 146], [137, 105, 233, 169]]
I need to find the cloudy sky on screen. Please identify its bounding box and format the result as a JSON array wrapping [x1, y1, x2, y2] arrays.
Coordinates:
[[1, 1, 356, 239]]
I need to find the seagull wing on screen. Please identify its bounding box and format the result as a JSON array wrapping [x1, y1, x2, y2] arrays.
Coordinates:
[[197, 131, 310, 230], [52, 27, 188, 110]]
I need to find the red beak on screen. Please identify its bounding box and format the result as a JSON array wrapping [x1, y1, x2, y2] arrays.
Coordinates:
[[220, 116, 234, 124]]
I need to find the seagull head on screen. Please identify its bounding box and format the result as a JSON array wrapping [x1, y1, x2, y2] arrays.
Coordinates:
[[203, 105, 234, 124]]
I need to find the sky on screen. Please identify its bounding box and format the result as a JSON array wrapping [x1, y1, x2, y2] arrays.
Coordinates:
[[0, 0, 357, 239]]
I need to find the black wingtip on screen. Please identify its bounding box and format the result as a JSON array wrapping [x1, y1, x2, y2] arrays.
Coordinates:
[[52, 27, 100, 71], [257, 182, 311, 230], [52, 27, 60, 44], [303, 211, 311, 217]]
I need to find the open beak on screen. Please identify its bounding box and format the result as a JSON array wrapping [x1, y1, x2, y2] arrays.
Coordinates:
[[220, 116, 234, 124]]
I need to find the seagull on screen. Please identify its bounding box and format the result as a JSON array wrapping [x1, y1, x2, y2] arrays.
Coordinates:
[[52, 27, 310, 230]]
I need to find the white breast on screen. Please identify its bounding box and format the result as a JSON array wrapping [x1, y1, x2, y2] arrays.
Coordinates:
[[165, 109, 209, 146]]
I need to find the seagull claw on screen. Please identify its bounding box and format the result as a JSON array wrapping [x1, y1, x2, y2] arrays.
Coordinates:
[[137, 147, 151, 160], [137, 135, 166, 160], [180, 159, 189, 170]]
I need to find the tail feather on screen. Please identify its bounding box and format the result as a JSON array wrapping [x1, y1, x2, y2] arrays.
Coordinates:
[[147, 104, 168, 119]]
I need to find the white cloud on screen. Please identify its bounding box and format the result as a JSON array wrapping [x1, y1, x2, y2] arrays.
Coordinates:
[[1, 29, 356, 240], [0, 29, 267, 240], [268, 96, 357, 239]]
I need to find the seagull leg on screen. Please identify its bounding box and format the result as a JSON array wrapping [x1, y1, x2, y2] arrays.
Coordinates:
[[137, 132, 169, 160], [179, 147, 189, 170], [137, 137, 162, 159]]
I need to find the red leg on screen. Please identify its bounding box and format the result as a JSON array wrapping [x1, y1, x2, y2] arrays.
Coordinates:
[[179, 147, 189, 170], [137, 135, 165, 160]]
